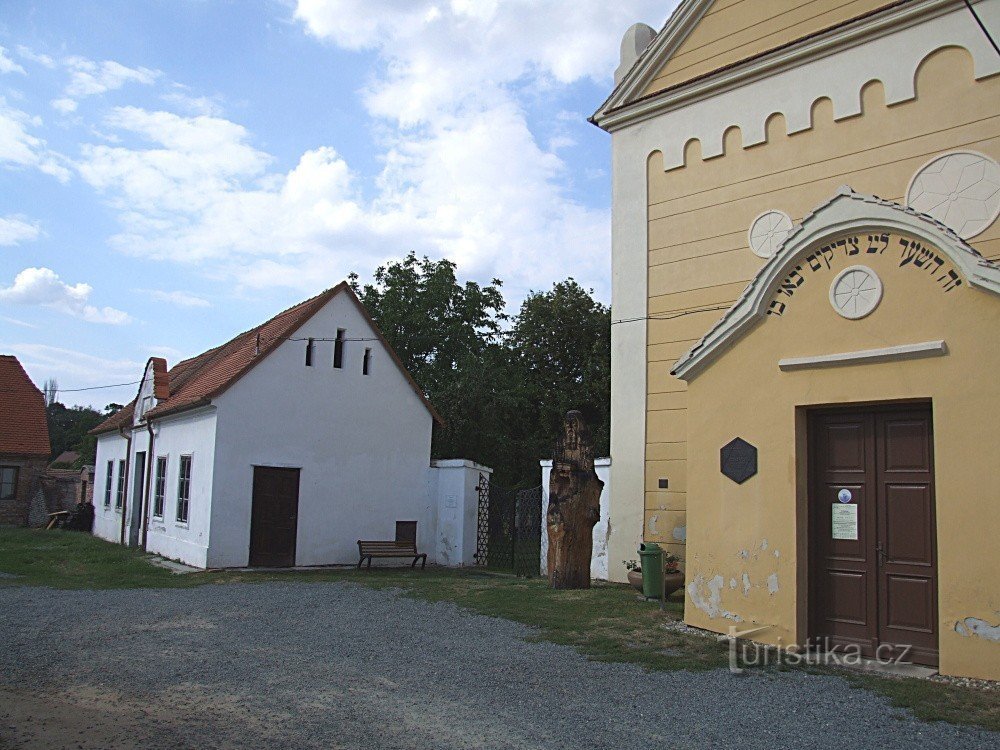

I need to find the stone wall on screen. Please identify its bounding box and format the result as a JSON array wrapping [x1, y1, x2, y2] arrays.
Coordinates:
[[0, 457, 49, 526]]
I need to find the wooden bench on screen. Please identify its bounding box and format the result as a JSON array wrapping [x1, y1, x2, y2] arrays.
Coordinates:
[[357, 540, 427, 569]]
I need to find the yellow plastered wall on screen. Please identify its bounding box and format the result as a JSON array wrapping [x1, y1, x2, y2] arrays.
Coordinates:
[[644, 0, 895, 96], [642, 48, 1000, 573], [682, 235, 1000, 680]]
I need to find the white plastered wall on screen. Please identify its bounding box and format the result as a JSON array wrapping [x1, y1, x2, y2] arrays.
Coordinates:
[[207, 292, 435, 568], [141, 409, 218, 568], [427, 459, 492, 566], [608, 116, 651, 583], [92, 432, 129, 543]]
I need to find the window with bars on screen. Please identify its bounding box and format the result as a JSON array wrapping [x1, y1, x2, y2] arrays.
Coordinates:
[[176, 455, 192, 524], [0, 466, 18, 501], [115, 460, 126, 510], [104, 461, 113, 507], [153, 456, 167, 519]]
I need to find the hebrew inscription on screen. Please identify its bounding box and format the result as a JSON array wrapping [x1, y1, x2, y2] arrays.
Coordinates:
[[766, 232, 962, 317]]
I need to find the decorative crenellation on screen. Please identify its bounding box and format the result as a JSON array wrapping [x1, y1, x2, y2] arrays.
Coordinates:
[[644, 12, 1000, 172]]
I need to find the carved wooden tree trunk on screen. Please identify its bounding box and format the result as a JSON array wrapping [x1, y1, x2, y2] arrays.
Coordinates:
[[547, 411, 604, 589]]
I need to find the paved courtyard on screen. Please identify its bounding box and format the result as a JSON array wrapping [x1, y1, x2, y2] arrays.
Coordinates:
[[0, 581, 995, 749]]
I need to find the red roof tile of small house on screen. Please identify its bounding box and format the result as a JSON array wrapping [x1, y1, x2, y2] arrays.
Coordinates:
[[0, 355, 51, 456], [91, 282, 442, 435]]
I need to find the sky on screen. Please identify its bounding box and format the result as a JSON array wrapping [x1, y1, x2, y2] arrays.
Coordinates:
[[0, 0, 675, 408]]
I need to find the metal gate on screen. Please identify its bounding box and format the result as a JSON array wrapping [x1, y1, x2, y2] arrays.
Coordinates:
[[474, 473, 543, 577]]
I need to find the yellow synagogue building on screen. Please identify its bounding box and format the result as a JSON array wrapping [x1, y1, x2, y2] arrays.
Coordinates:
[[591, 0, 1000, 680]]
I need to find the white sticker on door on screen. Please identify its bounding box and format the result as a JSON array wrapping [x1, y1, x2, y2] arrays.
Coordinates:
[[832, 504, 859, 540]]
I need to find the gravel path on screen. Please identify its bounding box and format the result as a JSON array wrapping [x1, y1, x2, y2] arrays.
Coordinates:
[[0, 582, 995, 750]]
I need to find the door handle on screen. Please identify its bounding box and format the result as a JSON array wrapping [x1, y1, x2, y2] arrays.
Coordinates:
[[876, 543, 887, 567]]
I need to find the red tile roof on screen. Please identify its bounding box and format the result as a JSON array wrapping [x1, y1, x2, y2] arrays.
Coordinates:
[[92, 282, 441, 435], [0, 355, 51, 456]]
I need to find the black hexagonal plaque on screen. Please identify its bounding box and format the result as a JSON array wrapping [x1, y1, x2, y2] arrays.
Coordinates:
[[720, 437, 757, 484]]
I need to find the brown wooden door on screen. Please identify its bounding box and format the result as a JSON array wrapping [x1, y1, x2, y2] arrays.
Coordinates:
[[249, 467, 300, 568], [809, 405, 937, 666]]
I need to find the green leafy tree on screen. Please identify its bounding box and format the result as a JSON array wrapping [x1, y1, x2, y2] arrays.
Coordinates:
[[350, 253, 510, 465], [46, 402, 105, 466], [508, 279, 611, 469], [352, 256, 610, 487]]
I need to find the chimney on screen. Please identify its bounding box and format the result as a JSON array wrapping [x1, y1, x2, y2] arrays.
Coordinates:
[[151, 357, 170, 400]]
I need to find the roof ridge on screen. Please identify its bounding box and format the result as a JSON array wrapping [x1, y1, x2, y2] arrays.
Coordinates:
[[91, 281, 443, 431]]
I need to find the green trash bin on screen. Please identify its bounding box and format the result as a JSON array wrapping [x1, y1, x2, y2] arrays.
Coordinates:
[[638, 542, 663, 599]]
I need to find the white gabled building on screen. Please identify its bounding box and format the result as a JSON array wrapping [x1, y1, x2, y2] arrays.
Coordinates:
[[91, 282, 488, 569]]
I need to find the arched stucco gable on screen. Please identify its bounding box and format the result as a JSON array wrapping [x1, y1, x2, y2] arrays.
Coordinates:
[[672, 186, 1000, 381]]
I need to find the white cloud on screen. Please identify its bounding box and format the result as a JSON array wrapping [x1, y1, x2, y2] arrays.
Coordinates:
[[71, 2, 673, 303], [145, 289, 211, 308], [1, 314, 38, 329], [294, 0, 671, 125], [51, 56, 160, 114], [0, 96, 72, 181], [0, 46, 26, 75], [64, 57, 159, 98], [0, 215, 41, 245], [77, 103, 609, 299], [79, 107, 273, 218], [51, 97, 78, 114], [16, 46, 56, 69], [161, 89, 224, 116], [0, 267, 131, 324]]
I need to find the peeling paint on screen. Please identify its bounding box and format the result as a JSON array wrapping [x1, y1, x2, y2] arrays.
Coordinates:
[[729, 578, 737, 590], [767, 573, 779, 594], [742, 572, 751, 595], [760, 538, 768, 550], [954, 617, 1000, 641], [738, 549, 749, 560], [672, 525, 686, 542], [773, 549, 780, 558], [647, 515, 659, 535], [687, 574, 742, 622]]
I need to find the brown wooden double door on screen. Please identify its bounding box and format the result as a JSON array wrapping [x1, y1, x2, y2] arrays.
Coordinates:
[[249, 466, 300, 568], [809, 404, 938, 666]]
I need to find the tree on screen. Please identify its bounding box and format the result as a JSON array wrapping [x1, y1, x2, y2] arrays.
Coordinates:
[[508, 279, 611, 467], [350, 253, 510, 466], [352, 255, 611, 488], [42, 378, 58, 407], [46, 402, 105, 466]]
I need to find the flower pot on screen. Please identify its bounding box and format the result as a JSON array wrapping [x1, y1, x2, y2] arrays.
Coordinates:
[[662, 571, 684, 598], [627, 570, 644, 592]]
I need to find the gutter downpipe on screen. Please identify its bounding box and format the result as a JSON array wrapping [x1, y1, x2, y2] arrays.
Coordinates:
[[118, 425, 133, 546], [140, 418, 155, 550]]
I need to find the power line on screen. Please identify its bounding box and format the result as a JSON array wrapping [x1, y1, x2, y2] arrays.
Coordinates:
[[21, 319, 615, 397], [611, 304, 731, 326], [55, 381, 143, 393], [963, 0, 1000, 57]]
